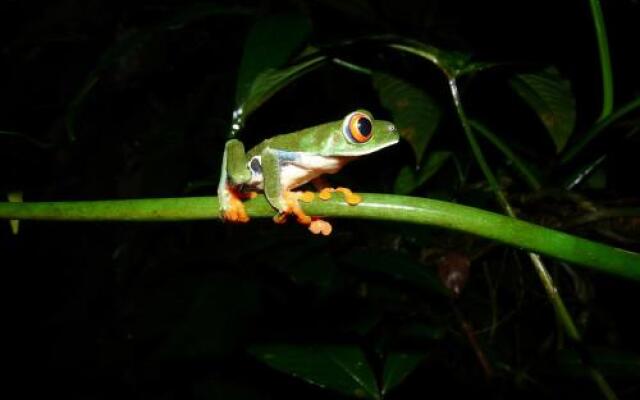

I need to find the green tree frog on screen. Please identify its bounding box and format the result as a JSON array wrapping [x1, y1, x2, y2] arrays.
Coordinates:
[[218, 110, 399, 235]]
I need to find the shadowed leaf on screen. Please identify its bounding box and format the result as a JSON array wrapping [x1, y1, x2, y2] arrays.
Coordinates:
[[343, 249, 449, 296], [382, 352, 426, 396], [510, 67, 576, 153], [235, 15, 312, 105], [373, 72, 442, 164], [394, 151, 451, 194], [238, 56, 326, 120], [250, 344, 380, 399], [389, 41, 494, 78]]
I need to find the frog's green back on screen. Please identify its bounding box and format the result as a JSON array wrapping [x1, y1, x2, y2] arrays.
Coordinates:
[[247, 117, 398, 157]]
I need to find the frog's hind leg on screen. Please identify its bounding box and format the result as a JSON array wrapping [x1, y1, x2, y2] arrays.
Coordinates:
[[262, 149, 330, 234], [218, 139, 252, 222], [261, 149, 290, 222], [224, 139, 252, 185]]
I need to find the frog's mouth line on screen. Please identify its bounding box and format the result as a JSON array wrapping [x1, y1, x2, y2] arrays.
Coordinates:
[[327, 138, 400, 157]]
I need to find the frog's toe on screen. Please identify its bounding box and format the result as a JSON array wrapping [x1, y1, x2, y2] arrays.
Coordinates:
[[223, 208, 249, 223], [343, 193, 361, 205], [281, 191, 313, 225], [222, 197, 250, 223], [318, 187, 333, 200], [299, 191, 315, 203], [273, 212, 288, 224], [318, 187, 362, 205], [309, 219, 332, 236]]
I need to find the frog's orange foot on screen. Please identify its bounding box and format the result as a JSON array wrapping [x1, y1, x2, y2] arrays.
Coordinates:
[[273, 212, 288, 224], [318, 187, 362, 205], [298, 191, 315, 203], [223, 206, 249, 223], [222, 191, 250, 223], [239, 191, 258, 200], [308, 219, 332, 236], [287, 191, 313, 224], [273, 191, 316, 226]]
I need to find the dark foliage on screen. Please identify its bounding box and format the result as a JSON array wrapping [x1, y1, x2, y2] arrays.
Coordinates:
[[2, 1, 639, 399]]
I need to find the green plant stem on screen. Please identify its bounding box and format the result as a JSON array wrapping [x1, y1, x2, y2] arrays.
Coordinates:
[[0, 130, 52, 148], [448, 79, 512, 214], [1, 195, 638, 281], [589, 0, 614, 121], [561, 96, 640, 164], [531, 252, 618, 400], [449, 78, 619, 399], [469, 119, 541, 191], [331, 58, 373, 75]]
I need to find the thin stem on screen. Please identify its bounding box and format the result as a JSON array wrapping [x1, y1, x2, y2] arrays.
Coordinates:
[[589, 0, 614, 121], [2, 196, 638, 281], [449, 79, 512, 214], [561, 96, 640, 164], [469, 120, 541, 191], [0, 130, 53, 149], [449, 78, 619, 399], [331, 58, 373, 75]]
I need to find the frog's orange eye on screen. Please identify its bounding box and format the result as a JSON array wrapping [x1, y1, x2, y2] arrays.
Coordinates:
[[343, 112, 373, 143]]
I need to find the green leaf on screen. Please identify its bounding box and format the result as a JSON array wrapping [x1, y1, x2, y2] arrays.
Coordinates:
[[342, 249, 449, 296], [394, 151, 451, 194], [381, 352, 426, 396], [238, 56, 326, 120], [235, 15, 312, 106], [510, 67, 576, 153], [373, 72, 442, 164], [389, 41, 494, 78], [250, 344, 380, 399], [161, 275, 265, 359]]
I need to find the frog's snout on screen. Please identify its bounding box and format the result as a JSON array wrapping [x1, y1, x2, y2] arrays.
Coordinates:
[[385, 122, 399, 140]]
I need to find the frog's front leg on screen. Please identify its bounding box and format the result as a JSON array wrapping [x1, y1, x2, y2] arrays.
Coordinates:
[[218, 139, 253, 222], [262, 149, 331, 235]]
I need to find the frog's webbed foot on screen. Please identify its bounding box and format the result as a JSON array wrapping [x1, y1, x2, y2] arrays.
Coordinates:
[[272, 190, 314, 225], [220, 186, 255, 223], [272, 191, 333, 236], [308, 219, 332, 236], [318, 187, 362, 205]]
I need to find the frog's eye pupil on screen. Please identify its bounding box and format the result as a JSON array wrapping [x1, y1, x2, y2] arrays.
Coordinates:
[[343, 112, 373, 143], [357, 117, 372, 137]]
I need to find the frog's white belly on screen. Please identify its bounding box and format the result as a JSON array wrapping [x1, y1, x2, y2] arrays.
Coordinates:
[[281, 154, 346, 190], [247, 153, 350, 191]]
